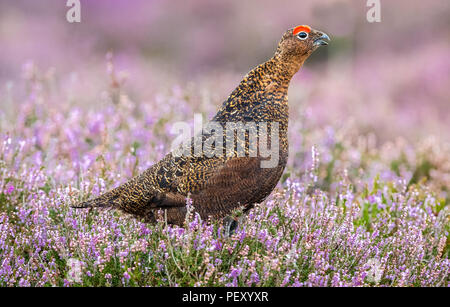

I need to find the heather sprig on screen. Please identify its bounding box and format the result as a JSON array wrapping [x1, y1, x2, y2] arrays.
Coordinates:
[[0, 53, 448, 287]]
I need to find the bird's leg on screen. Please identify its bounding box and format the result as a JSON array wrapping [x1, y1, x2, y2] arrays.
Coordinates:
[[223, 203, 255, 237], [223, 216, 239, 237]]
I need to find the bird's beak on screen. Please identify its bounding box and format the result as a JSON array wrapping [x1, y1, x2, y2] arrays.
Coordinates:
[[314, 32, 330, 46]]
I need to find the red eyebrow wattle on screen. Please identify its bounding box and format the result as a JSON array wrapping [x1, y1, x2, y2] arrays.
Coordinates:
[[293, 25, 311, 35]]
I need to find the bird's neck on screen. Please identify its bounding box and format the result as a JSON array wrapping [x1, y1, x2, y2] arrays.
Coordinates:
[[219, 54, 304, 113], [269, 53, 306, 82], [244, 54, 305, 93]]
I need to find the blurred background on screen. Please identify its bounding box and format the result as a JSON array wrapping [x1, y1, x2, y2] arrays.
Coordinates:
[[1, 1, 450, 288], [0, 0, 449, 142]]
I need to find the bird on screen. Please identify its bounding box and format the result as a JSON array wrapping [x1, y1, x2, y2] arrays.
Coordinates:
[[72, 25, 330, 226]]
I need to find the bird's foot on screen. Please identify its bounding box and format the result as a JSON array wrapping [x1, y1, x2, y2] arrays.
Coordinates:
[[223, 204, 255, 237], [223, 216, 239, 238]]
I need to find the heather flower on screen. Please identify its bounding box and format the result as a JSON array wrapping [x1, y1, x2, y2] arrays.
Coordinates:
[[67, 258, 82, 284], [0, 7, 448, 286], [5, 184, 15, 194], [365, 258, 383, 284]]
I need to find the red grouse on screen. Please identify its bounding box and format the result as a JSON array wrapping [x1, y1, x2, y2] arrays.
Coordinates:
[[73, 25, 330, 225]]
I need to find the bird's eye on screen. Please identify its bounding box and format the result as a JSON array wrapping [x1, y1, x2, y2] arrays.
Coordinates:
[[297, 31, 308, 40]]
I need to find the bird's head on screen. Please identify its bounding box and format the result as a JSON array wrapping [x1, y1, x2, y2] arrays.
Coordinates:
[[275, 25, 330, 66]]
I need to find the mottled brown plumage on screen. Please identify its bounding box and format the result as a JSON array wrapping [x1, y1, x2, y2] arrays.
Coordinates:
[[72, 25, 330, 225]]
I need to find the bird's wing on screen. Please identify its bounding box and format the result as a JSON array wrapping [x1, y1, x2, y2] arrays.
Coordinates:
[[110, 120, 285, 219], [174, 155, 283, 217]]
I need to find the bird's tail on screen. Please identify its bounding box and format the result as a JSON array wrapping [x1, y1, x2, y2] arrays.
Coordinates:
[[71, 190, 120, 209]]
